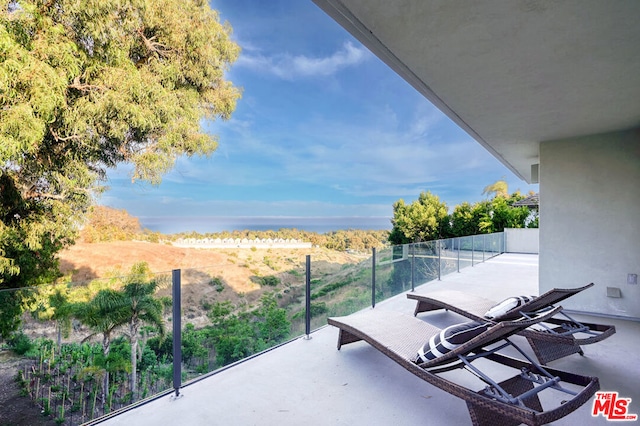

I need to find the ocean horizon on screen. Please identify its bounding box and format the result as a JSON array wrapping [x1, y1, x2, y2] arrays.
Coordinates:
[[140, 216, 393, 235]]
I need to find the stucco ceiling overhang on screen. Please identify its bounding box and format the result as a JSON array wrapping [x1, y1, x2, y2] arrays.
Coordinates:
[[313, 0, 640, 182]]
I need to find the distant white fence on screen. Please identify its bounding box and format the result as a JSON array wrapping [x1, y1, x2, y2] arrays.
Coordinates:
[[172, 237, 312, 249], [504, 228, 539, 254]]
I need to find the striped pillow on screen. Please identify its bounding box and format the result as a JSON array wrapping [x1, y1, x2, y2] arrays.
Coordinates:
[[416, 321, 489, 363], [484, 295, 533, 320]]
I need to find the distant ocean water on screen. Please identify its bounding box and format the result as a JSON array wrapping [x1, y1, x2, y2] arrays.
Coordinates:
[[139, 216, 393, 235]]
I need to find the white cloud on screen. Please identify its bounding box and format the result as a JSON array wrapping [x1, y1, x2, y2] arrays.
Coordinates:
[[236, 41, 370, 79], [149, 98, 497, 197]]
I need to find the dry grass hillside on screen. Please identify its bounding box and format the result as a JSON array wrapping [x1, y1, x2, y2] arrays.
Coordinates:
[[56, 240, 369, 327], [59, 240, 364, 288]]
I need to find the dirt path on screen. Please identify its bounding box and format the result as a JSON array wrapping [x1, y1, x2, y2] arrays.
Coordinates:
[[0, 351, 56, 426]]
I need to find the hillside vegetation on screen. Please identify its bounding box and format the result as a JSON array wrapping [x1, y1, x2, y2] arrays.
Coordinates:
[[4, 210, 385, 424], [81, 206, 390, 252]]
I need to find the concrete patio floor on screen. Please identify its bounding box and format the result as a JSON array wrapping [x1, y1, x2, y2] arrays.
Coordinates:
[[98, 253, 640, 425]]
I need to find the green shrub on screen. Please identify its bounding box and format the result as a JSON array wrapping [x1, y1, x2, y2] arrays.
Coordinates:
[[310, 302, 328, 316], [291, 302, 328, 320], [208, 277, 225, 292], [260, 276, 280, 287], [311, 277, 356, 299], [287, 269, 303, 277], [8, 332, 33, 355], [263, 256, 278, 270]]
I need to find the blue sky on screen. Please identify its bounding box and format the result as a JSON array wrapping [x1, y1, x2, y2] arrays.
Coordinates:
[[101, 0, 538, 227]]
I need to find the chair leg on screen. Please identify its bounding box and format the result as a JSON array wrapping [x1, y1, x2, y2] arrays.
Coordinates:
[[337, 329, 362, 349], [413, 300, 444, 316], [467, 375, 542, 426]]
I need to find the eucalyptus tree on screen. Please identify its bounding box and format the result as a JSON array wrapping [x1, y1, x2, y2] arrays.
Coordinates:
[[0, 0, 241, 336]]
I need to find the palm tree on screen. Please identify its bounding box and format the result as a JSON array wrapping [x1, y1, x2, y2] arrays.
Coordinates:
[[49, 289, 73, 352], [482, 178, 509, 198], [73, 289, 129, 405], [33, 283, 73, 353], [122, 279, 165, 395]]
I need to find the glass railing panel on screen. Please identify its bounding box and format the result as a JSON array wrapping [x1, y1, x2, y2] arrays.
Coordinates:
[[292, 254, 373, 334], [177, 262, 313, 382], [439, 238, 459, 277], [124, 270, 174, 406], [411, 241, 439, 286], [488, 232, 504, 258], [375, 245, 410, 304], [476, 235, 487, 261], [485, 233, 496, 259], [1, 232, 507, 424], [1, 284, 76, 424], [457, 235, 475, 269], [1, 270, 174, 425]]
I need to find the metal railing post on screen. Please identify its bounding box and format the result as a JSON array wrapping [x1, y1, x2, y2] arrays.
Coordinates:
[[411, 243, 415, 291], [372, 247, 376, 308], [483, 234, 486, 262], [437, 240, 441, 280], [172, 269, 181, 398], [304, 255, 312, 339], [457, 237, 460, 273], [503, 231, 506, 254], [471, 235, 475, 266]]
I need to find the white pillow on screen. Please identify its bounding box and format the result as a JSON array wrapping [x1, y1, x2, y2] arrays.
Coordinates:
[[484, 295, 533, 320]]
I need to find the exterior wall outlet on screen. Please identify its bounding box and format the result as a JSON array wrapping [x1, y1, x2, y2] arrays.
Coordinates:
[[628, 273, 638, 285], [607, 287, 622, 298]]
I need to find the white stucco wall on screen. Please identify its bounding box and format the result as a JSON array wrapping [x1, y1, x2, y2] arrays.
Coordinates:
[[539, 129, 640, 318], [505, 228, 539, 254]]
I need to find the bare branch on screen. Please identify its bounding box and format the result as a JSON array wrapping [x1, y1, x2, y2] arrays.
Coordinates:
[[49, 128, 82, 142], [69, 76, 106, 92], [24, 191, 66, 201], [138, 29, 172, 58]]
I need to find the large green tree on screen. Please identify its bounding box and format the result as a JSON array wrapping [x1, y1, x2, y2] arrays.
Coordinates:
[[449, 201, 487, 237], [480, 194, 531, 233], [0, 0, 240, 337], [389, 191, 449, 244], [389, 182, 537, 244]]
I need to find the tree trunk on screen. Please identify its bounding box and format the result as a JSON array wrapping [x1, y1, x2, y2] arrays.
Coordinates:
[[102, 332, 111, 407], [56, 322, 62, 354], [130, 321, 139, 395]]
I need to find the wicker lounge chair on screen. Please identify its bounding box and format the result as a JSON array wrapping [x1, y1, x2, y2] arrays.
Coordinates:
[[407, 283, 616, 364], [328, 307, 599, 426]]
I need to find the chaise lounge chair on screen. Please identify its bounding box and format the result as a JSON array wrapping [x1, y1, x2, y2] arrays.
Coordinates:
[[328, 307, 599, 426], [407, 283, 616, 364]]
